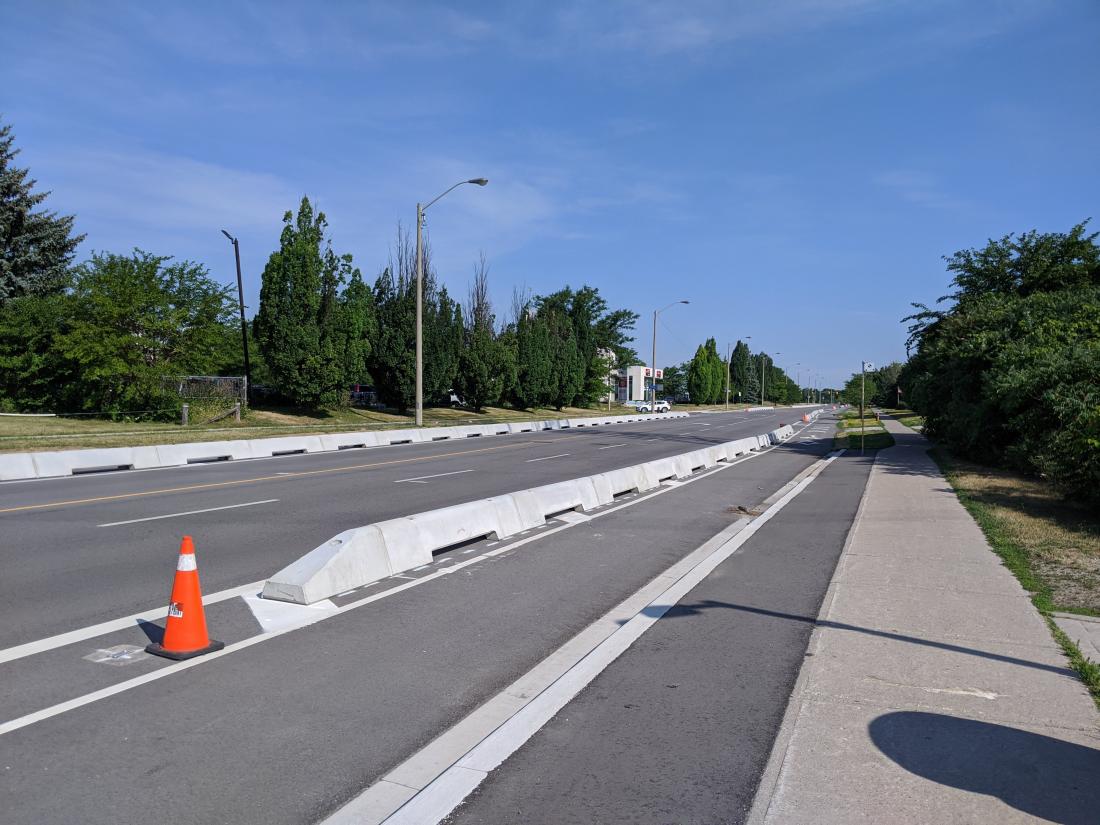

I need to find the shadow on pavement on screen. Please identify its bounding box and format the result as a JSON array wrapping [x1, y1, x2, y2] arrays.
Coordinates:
[[869, 711, 1100, 825], [635, 600, 1077, 678]]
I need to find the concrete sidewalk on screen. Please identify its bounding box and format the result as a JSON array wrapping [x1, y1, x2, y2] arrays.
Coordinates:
[[750, 418, 1100, 824]]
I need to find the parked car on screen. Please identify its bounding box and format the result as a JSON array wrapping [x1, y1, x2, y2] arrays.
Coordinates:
[[637, 399, 671, 413]]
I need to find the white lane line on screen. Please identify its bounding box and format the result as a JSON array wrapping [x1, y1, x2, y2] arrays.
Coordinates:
[[394, 469, 474, 484], [643, 438, 659, 442], [0, 580, 265, 665], [524, 453, 570, 463], [342, 451, 845, 825], [96, 499, 280, 528], [596, 444, 626, 450], [0, 444, 785, 735]]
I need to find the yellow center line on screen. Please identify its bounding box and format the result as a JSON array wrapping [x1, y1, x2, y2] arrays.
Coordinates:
[[0, 436, 584, 515]]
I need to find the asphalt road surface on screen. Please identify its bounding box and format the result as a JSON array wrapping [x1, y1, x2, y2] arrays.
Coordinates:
[[0, 409, 864, 825], [0, 406, 821, 647]]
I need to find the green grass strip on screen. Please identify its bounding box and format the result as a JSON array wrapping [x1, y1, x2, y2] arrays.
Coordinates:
[[930, 447, 1100, 709]]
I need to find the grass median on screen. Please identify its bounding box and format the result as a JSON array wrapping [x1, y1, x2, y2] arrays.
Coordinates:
[[0, 404, 643, 453], [833, 410, 895, 451], [931, 447, 1100, 707]]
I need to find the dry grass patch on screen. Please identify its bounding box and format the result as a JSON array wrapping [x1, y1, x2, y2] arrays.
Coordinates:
[[939, 453, 1100, 616]]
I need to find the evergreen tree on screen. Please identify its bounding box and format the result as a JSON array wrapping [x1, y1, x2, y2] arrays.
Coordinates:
[[370, 266, 416, 410], [687, 344, 710, 403], [0, 119, 84, 305], [254, 197, 354, 406], [337, 268, 376, 386], [703, 338, 723, 403], [514, 307, 552, 409], [730, 340, 752, 402]]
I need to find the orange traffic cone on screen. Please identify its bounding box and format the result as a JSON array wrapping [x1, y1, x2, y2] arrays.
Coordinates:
[[146, 536, 224, 660], [802, 414, 811, 422]]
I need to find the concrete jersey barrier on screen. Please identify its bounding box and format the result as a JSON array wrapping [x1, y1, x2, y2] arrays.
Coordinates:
[[262, 426, 797, 605], [0, 411, 690, 482]]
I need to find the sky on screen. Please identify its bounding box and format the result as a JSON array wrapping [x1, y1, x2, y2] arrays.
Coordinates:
[[2, 0, 1098, 388]]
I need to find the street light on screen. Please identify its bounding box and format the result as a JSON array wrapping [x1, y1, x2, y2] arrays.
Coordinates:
[[651, 300, 689, 404], [415, 178, 489, 426], [220, 230, 252, 405]]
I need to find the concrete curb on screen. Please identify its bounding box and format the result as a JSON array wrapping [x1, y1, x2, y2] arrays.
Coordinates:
[[262, 428, 797, 605], [0, 412, 689, 482]]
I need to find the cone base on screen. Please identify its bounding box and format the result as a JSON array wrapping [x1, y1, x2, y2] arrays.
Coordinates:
[[145, 639, 225, 661]]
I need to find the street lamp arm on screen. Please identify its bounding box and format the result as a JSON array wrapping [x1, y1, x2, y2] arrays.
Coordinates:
[[423, 178, 489, 212]]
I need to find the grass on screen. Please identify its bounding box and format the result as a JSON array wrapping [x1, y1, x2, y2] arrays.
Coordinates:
[[0, 403, 642, 453], [931, 447, 1100, 707], [881, 407, 925, 430], [833, 409, 895, 450]]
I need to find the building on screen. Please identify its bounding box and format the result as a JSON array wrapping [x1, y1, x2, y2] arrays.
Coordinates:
[[614, 365, 664, 402]]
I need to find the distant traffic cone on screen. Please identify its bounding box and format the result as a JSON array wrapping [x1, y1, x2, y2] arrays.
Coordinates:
[[802, 414, 811, 422], [146, 536, 224, 660]]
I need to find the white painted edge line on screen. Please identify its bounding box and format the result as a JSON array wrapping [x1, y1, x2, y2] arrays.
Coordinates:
[[359, 449, 845, 825], [524, 453, 570, 463], [393, 469, 474, 484], [96, 499, 280, 527], [0, 418, 826, 734], [596, 444, 626, 450], [0, 580, 265, 665]]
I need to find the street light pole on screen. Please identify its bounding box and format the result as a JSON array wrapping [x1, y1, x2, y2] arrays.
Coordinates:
[[221, 230, 252, 405], [725, 341, 732, 411], [651, 300, 689, 405], [414, 178, 488, 426]]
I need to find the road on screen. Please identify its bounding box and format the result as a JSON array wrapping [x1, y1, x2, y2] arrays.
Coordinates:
[[0, 408, 861, 825], [0, 407, 819, 648]]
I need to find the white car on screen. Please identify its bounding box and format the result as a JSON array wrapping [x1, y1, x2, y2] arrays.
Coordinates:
[[637, 400, 671, 413]]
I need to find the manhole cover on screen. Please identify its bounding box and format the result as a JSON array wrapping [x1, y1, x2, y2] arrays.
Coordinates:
[[83, 644, 150, 666]]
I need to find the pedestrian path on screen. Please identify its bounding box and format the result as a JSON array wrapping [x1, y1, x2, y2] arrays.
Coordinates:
[[749, 417, 1100, 824]]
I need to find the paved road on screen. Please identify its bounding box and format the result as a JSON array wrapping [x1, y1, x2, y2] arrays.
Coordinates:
[[0, 407, 822, 648], [447, 444, 871, 825], [1, 414, 848, 825]]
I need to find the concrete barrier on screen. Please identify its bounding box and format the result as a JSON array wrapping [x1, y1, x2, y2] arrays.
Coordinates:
[[263, 421, 795, 604], [0, 411, 692, 481], [0, 453, 37, 481]]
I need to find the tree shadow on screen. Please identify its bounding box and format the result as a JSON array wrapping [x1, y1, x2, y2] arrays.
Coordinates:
[[630, 600, 1077, 678], [869, 711, 1100, 824]]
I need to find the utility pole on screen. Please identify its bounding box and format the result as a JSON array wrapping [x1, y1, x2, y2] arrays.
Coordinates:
[[760, 354, 766, 405], [220, 230, 252, 405]]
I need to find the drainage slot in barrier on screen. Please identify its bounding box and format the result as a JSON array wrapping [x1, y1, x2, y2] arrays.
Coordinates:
[[388, 439, 413, 445], [546, 505, 584, 519], [611, 488, 638, 499], [466, 433, 482, 438], [431, 436, 451, 441], [71, 464, 135, 475], [272, 449, 307, 456], [186, 455, 231, 464], [431, 534, 492, 556], [542, 426, 553, 431], [337, 444, 367, 450]]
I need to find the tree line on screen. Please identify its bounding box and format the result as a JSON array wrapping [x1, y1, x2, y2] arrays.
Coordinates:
[[661, 338, 805, 405], [874, 222, 1097, 503], [0, 119, 640, 416]]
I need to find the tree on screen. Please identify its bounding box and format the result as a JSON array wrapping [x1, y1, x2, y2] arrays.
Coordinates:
[[0, 250, 237, 413], [456, 257, 507, 411], [513, 307, 552, 409], [255, 197, 355, 406], [661, 362, 688, 398], [0, 119, 84, 306], [687, 344, 714, 404]]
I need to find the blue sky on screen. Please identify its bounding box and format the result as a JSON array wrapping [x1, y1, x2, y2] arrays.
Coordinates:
[[3, 1, 1097, 387]]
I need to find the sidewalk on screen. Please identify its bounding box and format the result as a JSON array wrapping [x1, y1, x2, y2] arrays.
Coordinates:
[[750, 418, 1100, 824]]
